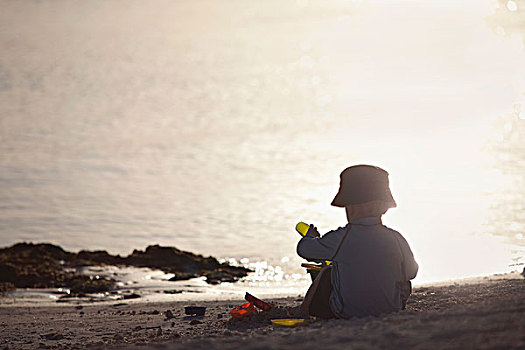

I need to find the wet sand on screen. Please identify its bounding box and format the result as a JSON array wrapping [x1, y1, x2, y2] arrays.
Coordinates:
[[1, 274, 524, 349]]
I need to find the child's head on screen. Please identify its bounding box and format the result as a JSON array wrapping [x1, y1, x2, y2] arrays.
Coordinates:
[[331, 165, 396, 222]]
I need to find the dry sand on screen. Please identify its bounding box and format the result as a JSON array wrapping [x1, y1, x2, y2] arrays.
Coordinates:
[[1, 275, 524, 350]]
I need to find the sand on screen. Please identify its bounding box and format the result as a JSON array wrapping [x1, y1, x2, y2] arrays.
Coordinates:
[[1, 274, 524, 350]]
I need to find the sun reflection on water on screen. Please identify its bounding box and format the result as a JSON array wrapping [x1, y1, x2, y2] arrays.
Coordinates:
[[0, 0, 524, 297]]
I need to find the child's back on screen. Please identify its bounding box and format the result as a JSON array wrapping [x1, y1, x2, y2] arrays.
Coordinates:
[[296, 165, 418, 318]]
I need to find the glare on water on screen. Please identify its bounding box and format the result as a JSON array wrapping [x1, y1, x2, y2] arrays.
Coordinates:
[[0, 0, 524, 294]]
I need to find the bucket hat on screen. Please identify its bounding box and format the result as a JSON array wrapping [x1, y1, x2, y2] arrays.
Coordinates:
[[331, 165, 397, 208]]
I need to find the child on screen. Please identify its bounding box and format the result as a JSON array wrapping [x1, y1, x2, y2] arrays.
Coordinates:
[[295, 165, 418, 319]]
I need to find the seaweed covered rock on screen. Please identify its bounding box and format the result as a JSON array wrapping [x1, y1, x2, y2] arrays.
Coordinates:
[[0, 242, 251, 292], [0, 243, 114, 293], [75, 250, 125, 266], [126, 245, 251, 284]]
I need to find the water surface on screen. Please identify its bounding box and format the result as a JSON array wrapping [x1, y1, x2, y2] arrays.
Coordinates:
[[1, 0, 524, 292]]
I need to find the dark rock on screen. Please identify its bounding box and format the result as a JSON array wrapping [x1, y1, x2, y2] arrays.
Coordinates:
[[163, 289, 183, 294], [0, 243, 114, 293], [168, 273, 197, 281], [217, 314, 223, 319], [126, 245, 251, 283], [0, 264, 18, 284], [0, 282, 15, 295], [204, 270, 242, 284], [41, 332, 64, 340], [75, 305, 83, 310], [68, 278, 113, 294], [75, 250, 124, 266], [185, 306, 206, 316], [0, 242, 251, 294], [189, 320, 202, 325], [122, 293, 141, 300], [164, 310, 175, 320]]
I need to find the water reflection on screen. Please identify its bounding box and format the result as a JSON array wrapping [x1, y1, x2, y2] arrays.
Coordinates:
[[485, 0, 525, 252], [0, 0, 524, 291]]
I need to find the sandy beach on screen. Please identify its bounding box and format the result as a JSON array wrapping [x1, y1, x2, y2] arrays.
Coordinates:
[[1, 273, 524, 350]]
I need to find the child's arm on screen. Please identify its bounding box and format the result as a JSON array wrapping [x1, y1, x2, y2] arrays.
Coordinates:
[[296, 225, 348, 261], [395, 232, 419, 280]]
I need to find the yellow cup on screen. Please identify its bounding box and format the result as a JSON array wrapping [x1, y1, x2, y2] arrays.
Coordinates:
[[295, 221, 310, 236]]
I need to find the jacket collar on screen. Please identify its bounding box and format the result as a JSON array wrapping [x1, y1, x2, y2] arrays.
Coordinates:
[[351, 216, 382, 225]]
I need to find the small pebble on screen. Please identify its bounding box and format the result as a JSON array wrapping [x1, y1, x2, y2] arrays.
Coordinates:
[[41, 332, 64, 340], [164, 310, 175, 320], [123, 293, 141, 300]]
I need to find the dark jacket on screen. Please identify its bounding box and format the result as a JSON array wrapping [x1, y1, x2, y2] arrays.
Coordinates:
[[297, 217, 418, 318]]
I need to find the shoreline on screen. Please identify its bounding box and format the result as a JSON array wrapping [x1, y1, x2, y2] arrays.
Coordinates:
[[1, 273, 524, 349], [1, 271, 522, 308]]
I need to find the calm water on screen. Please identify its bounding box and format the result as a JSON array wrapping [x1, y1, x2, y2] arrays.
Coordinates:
[[1, 0, 524, 293]]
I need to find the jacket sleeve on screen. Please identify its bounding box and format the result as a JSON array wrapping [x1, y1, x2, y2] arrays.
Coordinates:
[[296, 225, 347, 261], [395, 232, 418, 280]]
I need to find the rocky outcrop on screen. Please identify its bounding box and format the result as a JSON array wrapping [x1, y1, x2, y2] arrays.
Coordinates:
[[0, 243, 114, 294], [0, 242, 251, 294], [126, 245, 249, 284]]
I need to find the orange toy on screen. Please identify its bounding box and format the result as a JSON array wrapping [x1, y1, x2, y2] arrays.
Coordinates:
[[230, 302, 257, 319]]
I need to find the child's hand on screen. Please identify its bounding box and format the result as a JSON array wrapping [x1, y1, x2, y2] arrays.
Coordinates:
[[306, 224, 320, 238]]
